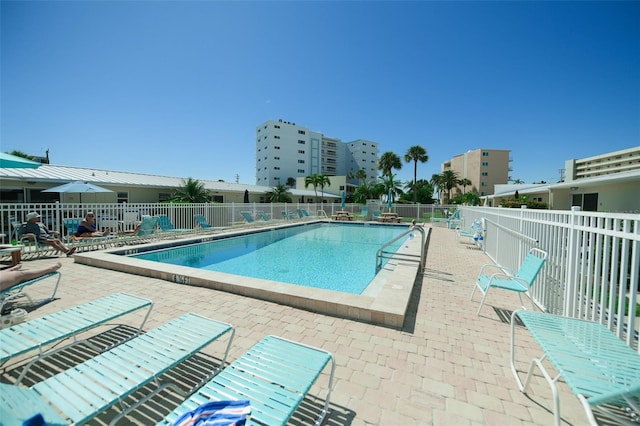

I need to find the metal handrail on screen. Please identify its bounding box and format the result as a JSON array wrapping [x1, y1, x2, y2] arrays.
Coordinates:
[[375, 226, 426, 273]]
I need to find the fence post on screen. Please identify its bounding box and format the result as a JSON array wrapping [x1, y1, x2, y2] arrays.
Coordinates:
[[564, 206, 581, 316]]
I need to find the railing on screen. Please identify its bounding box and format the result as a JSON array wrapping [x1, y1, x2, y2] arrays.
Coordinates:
[[0, 202, 459, 241], [459, 206, 640, 350], [375, 226, 426, 273]]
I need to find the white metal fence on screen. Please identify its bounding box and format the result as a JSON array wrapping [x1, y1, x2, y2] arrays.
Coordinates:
[[459, 206, 639, 350], [2, 202, 637, 349]]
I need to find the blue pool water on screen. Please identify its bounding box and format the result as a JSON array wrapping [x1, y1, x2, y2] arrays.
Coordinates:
[[131, 223, 408, 294]]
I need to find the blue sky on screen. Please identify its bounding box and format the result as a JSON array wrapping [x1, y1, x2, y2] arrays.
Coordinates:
[[2, 1, 639, 186]]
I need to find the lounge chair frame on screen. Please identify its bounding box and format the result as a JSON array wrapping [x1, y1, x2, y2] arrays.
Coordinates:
[[511, 310, 640, 426], [0, 292, 153, 384], [1, 312, 235, 425], [471, 248, 547, 315], [0, 271, 61, 315], [161, 335, 335, 426]]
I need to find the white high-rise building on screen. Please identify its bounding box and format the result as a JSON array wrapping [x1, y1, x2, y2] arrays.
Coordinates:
[[255, 119, 379, 188]]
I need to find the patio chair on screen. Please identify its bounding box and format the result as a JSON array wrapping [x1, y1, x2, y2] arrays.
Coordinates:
[[300, 208, 316, 218], [256, 211, 271, 221], [156, 214, 192, 233], [63, 218, 115, 251], [471, 248, 547, 315], [354, 206, 369, 221], [122, 211, 140, 231], [118, 215, 159, 244], [241, 211, 256, 223], [0, 270, 61, 315], [510, 310, 640, 426], [0, 313, 234, 425], [10, 217, 51, 259], [160, 335, 335, 426], [0, 292, 153, 383], [194, 214, 214, 229], [446, 209, 463, 229]]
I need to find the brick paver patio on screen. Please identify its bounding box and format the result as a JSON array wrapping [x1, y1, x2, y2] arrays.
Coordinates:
[[1, 224, 590, 425]]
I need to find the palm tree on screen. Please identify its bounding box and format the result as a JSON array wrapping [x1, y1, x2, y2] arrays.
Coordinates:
[[305, 173, 331, 203], [377, 152, 402, 178], [439, 170, 460, 204], [352, 180, 376, 204], [317, 174, 331, 203], [347, 169, 368, 185], [9, 150, 36, 160], [304, 174, 322, 201], [379, 174, 404, 203], [172, 178, 212, 203], [459, 178, 472, 194], [430, 173, 443, 202], [265, 183, 292, 202], [285, 177, 296, 187], [404, 146, 429, 203]]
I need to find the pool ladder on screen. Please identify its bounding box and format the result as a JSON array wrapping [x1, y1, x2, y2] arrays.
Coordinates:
[[375, 226, 426, 273]]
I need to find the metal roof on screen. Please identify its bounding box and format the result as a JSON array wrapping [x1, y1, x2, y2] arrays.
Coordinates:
[[0, 164, 336, 198]]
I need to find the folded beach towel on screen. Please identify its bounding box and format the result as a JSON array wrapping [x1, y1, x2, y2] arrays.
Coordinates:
[[172, 400, 251, 426]]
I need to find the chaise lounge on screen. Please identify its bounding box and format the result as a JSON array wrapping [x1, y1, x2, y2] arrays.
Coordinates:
[[160, 335, 335, 426], [0, 313, 234, 425]]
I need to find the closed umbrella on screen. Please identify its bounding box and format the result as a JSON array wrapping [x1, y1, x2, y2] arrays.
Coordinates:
[[387, 188, 393, 211], [244, 189, 249, 203], [340, 191, 345, 210], [0, 152, 41, 169], [43, 181, 113, 203]]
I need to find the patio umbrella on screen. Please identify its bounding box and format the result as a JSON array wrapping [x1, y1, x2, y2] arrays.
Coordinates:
[[388, 188, 393, 211], [340, 191, 345, 209], [0, 152, 41, 169], [42, 181, 113, 202]]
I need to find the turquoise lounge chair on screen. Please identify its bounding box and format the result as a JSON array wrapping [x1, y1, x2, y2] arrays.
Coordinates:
[[160, 335, 335, 426], [511, 310, 640, 426], [117, 216, 159, 245], [0, 292, 153, 383], [354, 206, 369, 221], [241, 211, 256, 223], [256, 211, 270, 221], [0, 313, 234, 425], [471, 248, 547, 315], [0, 270, 61, 315], [10, 217, 58, 259], [63, 218, 115, 250], [156, 215, 192, 233], [194, 214, 214, 229]]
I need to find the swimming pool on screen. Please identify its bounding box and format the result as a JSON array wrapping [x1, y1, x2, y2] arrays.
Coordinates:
[[74, 221, 427, 328], [130, 223, 407, 295]]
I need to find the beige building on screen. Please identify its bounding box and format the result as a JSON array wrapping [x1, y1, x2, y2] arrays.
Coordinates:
[[488, 146, 640, 212], [441, 148, 511, 200]]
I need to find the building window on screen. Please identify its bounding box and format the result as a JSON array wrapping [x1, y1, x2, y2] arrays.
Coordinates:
[[117, 192, 128, 203], [298, 160, 305, 163], [274, 135, 280, 139], [298, 150, 305, 154], [481, 182, 487, 187], [298, 169, 305, 173], [159, 192, 171, 202], [481, 172, 488, 176], [274, 146, 280, 150], [482, 162, 488, 167], [483, 151, 489, 157], [274, 156, 280, 160], [274, 166, 280, 170], [298, 130, 306, 135], [274, 125, 280, 129], [298, 140, 305, 144]]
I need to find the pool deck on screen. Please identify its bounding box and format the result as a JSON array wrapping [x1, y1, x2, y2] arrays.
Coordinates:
[[2, 224, 590, 425]]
